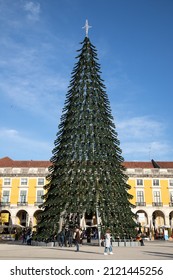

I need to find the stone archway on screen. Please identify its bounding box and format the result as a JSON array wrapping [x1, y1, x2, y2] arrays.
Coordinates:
[[152, 210, 165, 239], [0, 210, 11, 234], [0, 210, 11, 226], [33, 210, 43, 228], [169, 211, 173, 227], [136, 210, 148, 226], [16, 210, 29, 227], [152, 210, 165, 229]]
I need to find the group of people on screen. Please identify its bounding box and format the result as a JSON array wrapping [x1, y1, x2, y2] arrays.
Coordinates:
[[54, 227, 83, 248], [71, 227, 113, 254], [72, 228, 145, 254], [21, 226, 145, 254], [74, 227, 114, 254], [20, 225, 120, 255], [22, 228, 32, 245], [54, 227, 113, 254]]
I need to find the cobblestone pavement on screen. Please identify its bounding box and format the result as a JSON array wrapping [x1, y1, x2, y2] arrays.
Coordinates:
[[0, 240, 173, 260]]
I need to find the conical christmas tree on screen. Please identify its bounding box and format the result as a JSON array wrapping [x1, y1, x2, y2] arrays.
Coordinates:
[[37, 29, 136, 239]]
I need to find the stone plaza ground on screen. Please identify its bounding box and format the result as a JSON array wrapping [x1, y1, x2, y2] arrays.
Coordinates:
[[0, 240, 173, 260]]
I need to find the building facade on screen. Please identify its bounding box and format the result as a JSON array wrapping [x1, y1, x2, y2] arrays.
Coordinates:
[[0, 157, 49, 230], [0, 157, 173, 236], [124, 160, 173, 236]]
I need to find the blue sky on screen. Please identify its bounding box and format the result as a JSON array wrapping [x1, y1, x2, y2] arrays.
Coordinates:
[[0, 0, 173, 161]]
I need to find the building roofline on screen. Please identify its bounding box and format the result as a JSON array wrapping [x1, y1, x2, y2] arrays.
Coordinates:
[[0, 157, 173, 169]]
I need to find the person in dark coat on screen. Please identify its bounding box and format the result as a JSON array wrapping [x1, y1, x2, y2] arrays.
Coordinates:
[[67, 229, 73, 247], [59, 230, 65, 247], [74, 228, 81, 252]]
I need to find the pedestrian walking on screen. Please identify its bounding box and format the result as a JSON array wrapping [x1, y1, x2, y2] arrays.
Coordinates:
[[26, 229, 32, 245], [74, 228, 81, 252], [104, 229, 113, 255], [22, 229, 26, 244], [65, 228, 73, 247], [59, 229, 65, 247]]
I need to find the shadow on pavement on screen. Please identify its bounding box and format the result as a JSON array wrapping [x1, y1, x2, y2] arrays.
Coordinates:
[[143, 251, 173, 259], [47, 247, 103, 255]]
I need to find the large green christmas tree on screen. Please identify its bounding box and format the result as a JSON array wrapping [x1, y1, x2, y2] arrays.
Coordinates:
[[37, 28, 136, 239]]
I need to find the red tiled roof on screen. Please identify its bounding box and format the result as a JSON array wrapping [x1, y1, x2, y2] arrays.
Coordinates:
[[123, 162, 154, 169], [124, 161, 173, 169], [0, 157, 50, 168], [0, 157, 173, 169], [155, 162, 173, 169]]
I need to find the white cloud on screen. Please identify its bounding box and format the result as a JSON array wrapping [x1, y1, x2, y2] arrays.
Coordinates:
[[121, 140, 171, 160], [0, 73, 67, 115], [116, 116, 172, 161], [0, 36, 68, 119], [23, 1, 41, 21], [117, 116, 163, 140], [0, 128, 52, 160], [0, 128, 19, 138]]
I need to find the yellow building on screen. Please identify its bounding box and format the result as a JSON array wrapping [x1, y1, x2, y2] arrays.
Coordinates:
[[0, 157, 173, 237], [124, 160, 173, 237], [0, 157, 49, 230]]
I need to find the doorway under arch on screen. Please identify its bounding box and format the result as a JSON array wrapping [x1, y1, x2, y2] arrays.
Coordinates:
[[152, 210, 165, 229], [16, 210, 29, 227]]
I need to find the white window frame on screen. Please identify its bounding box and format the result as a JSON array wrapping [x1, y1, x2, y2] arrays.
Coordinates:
[[136, 190, 144, 203], [20, 178, 28, 186], [153, 190, 161, 203], [170, 191, 173, 203], [36, 189, 44, 203], [37, 178, 45, 186], [153, 179, 159, 187], [19, 190, 27, 203], [169, 179, 173, 187], [3, 178, 11, 186], [137, 179, 143, 186], [2, 189, 10, 202]]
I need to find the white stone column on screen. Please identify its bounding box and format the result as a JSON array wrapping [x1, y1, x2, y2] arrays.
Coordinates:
[[165, 214, 170, 227]]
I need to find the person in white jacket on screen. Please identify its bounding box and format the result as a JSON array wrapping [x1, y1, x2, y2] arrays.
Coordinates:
[[104, 229, 113, 255]]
